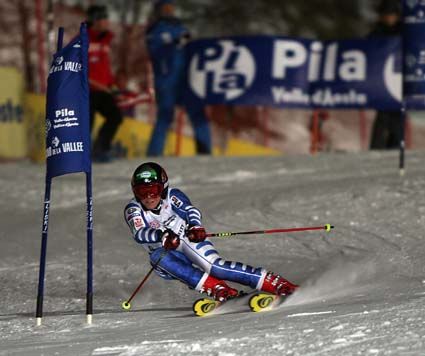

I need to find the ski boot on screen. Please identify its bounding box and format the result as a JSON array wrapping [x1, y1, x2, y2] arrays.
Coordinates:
[[200, 275, 239, 302], [260, 271, 298, 296]]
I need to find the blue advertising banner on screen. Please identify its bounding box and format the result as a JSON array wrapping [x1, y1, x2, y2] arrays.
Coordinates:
[[45, 24, 91, 179], [402, 0, 425, 100], [183, 36, 403, 110]]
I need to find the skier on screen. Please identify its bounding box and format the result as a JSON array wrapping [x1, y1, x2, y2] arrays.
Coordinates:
[[124, 162, 298, 302]]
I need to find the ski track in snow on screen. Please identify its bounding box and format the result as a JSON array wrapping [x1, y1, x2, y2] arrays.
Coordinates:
[[0, 152, 425, 355]]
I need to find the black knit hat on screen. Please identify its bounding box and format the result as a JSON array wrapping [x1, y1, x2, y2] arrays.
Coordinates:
[[87, 5, 109, 24], [377, 0, 401, 15]]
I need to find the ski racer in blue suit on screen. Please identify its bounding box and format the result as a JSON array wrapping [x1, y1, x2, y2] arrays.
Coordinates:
[[124, 162, 298, 302], [145, 0, 211, 156]]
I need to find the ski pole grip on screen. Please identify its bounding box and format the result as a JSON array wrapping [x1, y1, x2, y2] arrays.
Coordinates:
[[216, 232, 233, 237]]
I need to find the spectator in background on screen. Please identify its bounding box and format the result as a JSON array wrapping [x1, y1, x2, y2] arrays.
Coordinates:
[[309, 110, 330, 153], [369, 0, 403, 150], [113, 70, 154, 118], [145, 0, 211, 156], [113, 70, 139, 118], [87, 5, 123, 162]]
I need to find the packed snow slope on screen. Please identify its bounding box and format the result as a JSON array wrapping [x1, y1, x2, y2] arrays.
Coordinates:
[[0, 151, 424, 356]]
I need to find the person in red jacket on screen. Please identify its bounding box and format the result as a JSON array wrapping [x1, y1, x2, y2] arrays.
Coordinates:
[[87, 5, 123, 162]]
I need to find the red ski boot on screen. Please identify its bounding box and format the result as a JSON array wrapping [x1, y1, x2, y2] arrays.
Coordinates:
[[200, 275, 239, 302], [260, 272, 298, 296]]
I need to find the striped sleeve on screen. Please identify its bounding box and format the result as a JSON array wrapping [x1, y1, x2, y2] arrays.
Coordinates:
[[134, 227, 162, 244], [169, 188, 203, 226], [185, 205, 202, 226]]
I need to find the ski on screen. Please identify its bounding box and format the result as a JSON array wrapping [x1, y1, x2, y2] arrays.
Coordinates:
[[192, 297, 221, 316], [248, 293, 282, 312]]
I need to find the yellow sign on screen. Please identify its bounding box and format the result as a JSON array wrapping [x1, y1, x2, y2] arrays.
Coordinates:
[[24, 93, 46, 162], [94, 115, 280, 157], [24, 97, 281, 163], [0, 67, 26, 159]]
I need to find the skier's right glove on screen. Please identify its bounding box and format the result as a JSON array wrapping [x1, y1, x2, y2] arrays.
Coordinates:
[[161, 229, 180, 250], [187, 225, 207, 243]]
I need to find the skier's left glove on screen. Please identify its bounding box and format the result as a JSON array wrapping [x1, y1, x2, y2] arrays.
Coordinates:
[[187, 225, 207, 243]]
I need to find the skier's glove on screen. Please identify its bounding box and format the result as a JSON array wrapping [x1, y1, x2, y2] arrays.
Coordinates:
[[161, 229, 180, 250], [187, 225, 207, 243]]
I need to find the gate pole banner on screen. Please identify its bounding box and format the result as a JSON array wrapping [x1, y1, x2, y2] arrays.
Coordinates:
[[45, 24, 91, 178], [36, 24, 93, 325]]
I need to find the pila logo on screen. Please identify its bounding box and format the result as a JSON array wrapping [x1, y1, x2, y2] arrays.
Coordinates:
[[52, 136, 60, 148], [45, 119, 51, 134], [55, 56, 64, 66], [384, 55, 402, 102], [189, 40, 256, 101]]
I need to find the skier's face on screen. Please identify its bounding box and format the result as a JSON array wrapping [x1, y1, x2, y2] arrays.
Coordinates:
[[141, 195, 161, 210], [380, 14, 399, 27], [160, 4, 175, 17]]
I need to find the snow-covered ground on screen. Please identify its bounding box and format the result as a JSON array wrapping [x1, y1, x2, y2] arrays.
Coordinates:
[[0, 151, 424, 356]]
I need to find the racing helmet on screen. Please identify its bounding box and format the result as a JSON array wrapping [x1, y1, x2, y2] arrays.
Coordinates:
[[131, 162, 169, 201]]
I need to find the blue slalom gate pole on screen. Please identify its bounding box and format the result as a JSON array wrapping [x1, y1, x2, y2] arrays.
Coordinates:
[[35, 26, 65, 327], [399, 104, 406, 176], [36, 177, 52, 326], [86, 172, 94, 324], [57, 27, 64, 52]]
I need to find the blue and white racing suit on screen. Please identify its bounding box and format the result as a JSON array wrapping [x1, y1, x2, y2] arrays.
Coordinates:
[[124, 187, 266, 292]]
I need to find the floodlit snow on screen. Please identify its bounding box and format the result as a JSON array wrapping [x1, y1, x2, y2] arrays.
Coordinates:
[[0, 151, 424, 355]]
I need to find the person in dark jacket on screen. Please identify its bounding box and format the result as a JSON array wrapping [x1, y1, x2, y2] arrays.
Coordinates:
[[87, 5, 123, 162], [145, 0, 211, 156], [369, 0, 403, 150]]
